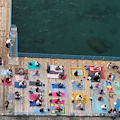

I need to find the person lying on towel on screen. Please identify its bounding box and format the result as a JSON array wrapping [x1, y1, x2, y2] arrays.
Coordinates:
[[40, 108, 50, 112], [76, 102, 84, 110], [58, 73, 66, 80], [19, 81, 27, 87], [36, 99, 42, 106], [76, 95, 84, 101], [55, 107, 63, 112], [33, 70, 39, 76], [6, 77, 11, 83], [56, 91, 63, 96], [35, 61, 40, 67], [14, 91, 21, 100], [77, 80, 83, 87], [101, 104, 107, 110], [58, 83, 65, 88], [36, 80, 42, 86]]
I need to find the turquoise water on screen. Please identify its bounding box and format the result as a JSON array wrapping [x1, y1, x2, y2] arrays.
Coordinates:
[[12, 0, 120, 57]]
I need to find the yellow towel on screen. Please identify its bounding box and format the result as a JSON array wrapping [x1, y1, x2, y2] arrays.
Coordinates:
[[69, 67, 85, 77], [71, 93, 88, 104]]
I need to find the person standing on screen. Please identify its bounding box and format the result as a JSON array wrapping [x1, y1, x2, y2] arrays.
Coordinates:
[[5, 101, 9, 109]]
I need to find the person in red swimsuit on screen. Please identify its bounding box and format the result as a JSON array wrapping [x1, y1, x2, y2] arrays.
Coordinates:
[[33, 70, 39, 76]]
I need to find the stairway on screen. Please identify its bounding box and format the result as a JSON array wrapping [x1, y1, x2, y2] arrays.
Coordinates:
[[10, 25, 18, 57]]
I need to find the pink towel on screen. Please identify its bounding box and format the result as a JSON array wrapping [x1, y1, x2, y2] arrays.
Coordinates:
[[55, 106, 60, 110], [1, 78, 12, 86], [52, 92, 65, 97], [15, 75, 24, 81], [51, 99, 65, 104], [29, 94, 37, 100]]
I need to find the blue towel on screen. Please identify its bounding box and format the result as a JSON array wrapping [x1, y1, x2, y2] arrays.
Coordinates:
[[111, 75, 115, 82], [106, 81, 112, 86], [51, 83, 66, 89], [29, 81, 43, 86], [31, 71, 41, 77], [114, 99, 120, 111], [34, 109, 48, 114], [14, 82, 26, 88], [30, 100, 42, 107], [70, 81, 84, 90], [92, 96, 108, 113], [28, 62, 41, 69]]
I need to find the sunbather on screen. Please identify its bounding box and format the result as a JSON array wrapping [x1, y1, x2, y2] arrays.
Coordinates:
[[95, 72, 101, 78], [55, 99, 60, 104], [19, 81, 27, 87], [93, 65, 100, 70], [74, 71, 78, 76], [15, 91, 21, 100], [55, 107, 63, 112], [6, 77, 11, 83], [6, 39, 12, 48], [107, 62, 112, 69], [94, 75, 100, 82], [56, 91, 63, 96], [101, 104, 107, 110], [77, 80, 83, 87], [36, 87, 44, 92], [35, 94, 40, 100], [99, 89, 104, 94], [58, 83, 65, 88], [76, 95, 84, 101], [76, 102, 84, 110], [112, 65, 119, 70], [36, 80, 41, 86], [35, 61, 40, 67], [8, 69, 13, 77], [23, 74, 28, 80], [36, 99, 42, 106], [40, 108, 50, 112], [98, 96, 104, 101], [33, 70, 39, 76]]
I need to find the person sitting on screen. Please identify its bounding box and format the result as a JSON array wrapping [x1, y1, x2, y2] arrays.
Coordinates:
[[33, 70, 39, 76], [58, 73, 64, 79], [55, 99, 60, 104], [77, 80, 82, 87], [99, 89, 104, 94], [58, 83, 65, 88], [35, 61, 40, 67], [35, 94, 40, 100], [55, 107, 63, 112], [15, 91, 21, 100], [94, 75, 100, 82], [40, 108, 50, 112], [23, 74, 28, 80], [108, 109, 112, 114], [19, 69, 24, 75], [98, 96, 104, 101], [36, 80, 41, 86], [74, 71, 78, 76], [6, 39, 12, 48], [36, 99, 42, 106], [95, 72, 101, 78], [84, 65, 89, 70], [8, 69, 13, 77], [76, 102, 84, 110], [76, 95, 84, 101], [55, 66, 61, 70], [19, 81, 27, 87], [6, 77, 11, 83], [36, 87, 44, 92], [101, 104, 107, 110], [95, 83, 99, 88], [49, 91, 52, 96], [87, 75, 92, 80], [56, 91, 62, 96]]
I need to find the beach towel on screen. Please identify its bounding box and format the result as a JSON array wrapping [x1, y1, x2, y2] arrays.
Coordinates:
[[31, 71, 41, 77], [0, 70, 8, 75], [69, 67, 85, 77], [29, 94, 37, 100], [8, 93, 15, 100], [73, 102, 85, 111], [51, 92, 65, 97], [92, 96, 108, 113], [29, 81, 43, 86], [14, 82, 26, 88], [30, 100, 42, 107], [50, 99, 65, 104], [50, 65, 63, 73], [106, 81, 113, 91], [34, 109, 48, 114], [70, 81, 85, 90], [114, 99, 120, 111], [1, 78, 12, 86], [88, 66, 105, 79], [51, 83, 66, 89], [15, 75, 24, 81], [28, 62, 41, 69], [114, 81, 120, 94], [47, 74, 59, 79], [71, 93, 88, 104], [30, 87, 43, 94]]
